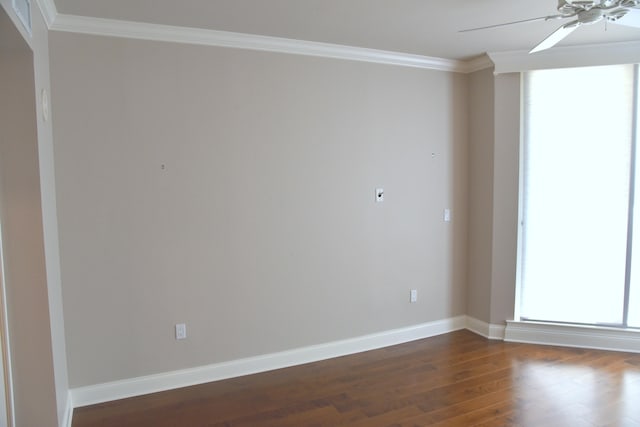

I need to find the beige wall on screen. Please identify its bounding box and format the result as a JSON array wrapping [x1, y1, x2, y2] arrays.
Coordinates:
[[49, 32, 469, 387], [467, 67, 494, 323], [0, 0, 583, 417], [466, 68, 521, 326], [489, 73, 520, 324], [0, 3, 68, 426]]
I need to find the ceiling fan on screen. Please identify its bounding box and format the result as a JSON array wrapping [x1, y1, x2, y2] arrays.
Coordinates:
[[461, 0, 640, 53]]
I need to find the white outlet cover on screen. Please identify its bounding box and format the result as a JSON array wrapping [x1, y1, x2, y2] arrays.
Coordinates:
[[410, 289, 418, 303], [175, 323, 187, 340], [376, 188, 384, 203]]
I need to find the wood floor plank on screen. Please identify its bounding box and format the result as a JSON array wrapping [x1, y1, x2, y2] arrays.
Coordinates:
[[72, 330, 640, 427]]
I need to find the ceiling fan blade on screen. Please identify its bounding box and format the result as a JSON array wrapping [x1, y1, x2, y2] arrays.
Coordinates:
[[459, 15, 566, 33], [613, 8, 640, 28], [530, 20, 580, 53]]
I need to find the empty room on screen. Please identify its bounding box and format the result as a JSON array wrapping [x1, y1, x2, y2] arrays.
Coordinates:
[[1, 0, 640, 426]]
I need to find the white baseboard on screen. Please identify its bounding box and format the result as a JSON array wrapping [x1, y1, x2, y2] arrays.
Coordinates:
[[465, 316, 505, 340], [504, 320, 640, 353], [68, 317, 640, 411], [71, 315, 466, 408], [62, 391, 73, 427]]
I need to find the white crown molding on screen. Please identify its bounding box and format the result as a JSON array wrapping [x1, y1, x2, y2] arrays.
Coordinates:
[[28, 3, 637, 75], [71, 316, 466, 407], [489, 40, 640, 74], [461, 55, 494, 74], [33, 0, 57, 28], [49, 14, 474, 73], [465, 316, 505, 340], [504, 320, 640, 353]]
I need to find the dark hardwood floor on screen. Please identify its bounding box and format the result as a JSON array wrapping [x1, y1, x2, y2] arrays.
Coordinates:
[[72, 330, 640, 426]]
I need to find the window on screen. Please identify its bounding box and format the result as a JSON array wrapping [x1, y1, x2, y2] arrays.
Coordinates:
[[519, 64, 639, 328]]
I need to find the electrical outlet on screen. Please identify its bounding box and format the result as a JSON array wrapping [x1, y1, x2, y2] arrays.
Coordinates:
[[175, 323, 187, 340], [410, 289, 418, 303]]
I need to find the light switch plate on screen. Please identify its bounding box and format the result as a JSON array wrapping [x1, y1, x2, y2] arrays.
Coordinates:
[[175, 323, 187, 340]]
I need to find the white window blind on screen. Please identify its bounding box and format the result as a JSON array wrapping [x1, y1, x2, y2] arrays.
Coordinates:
[[520, 64, 637, 326]]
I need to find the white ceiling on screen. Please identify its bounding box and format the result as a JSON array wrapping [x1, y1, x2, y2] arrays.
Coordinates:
[[52, 0, 640, 60]]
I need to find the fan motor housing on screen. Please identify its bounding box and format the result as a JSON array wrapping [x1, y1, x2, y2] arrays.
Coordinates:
[[578, 8, 605, 23], [559, 0, 598, 11]]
